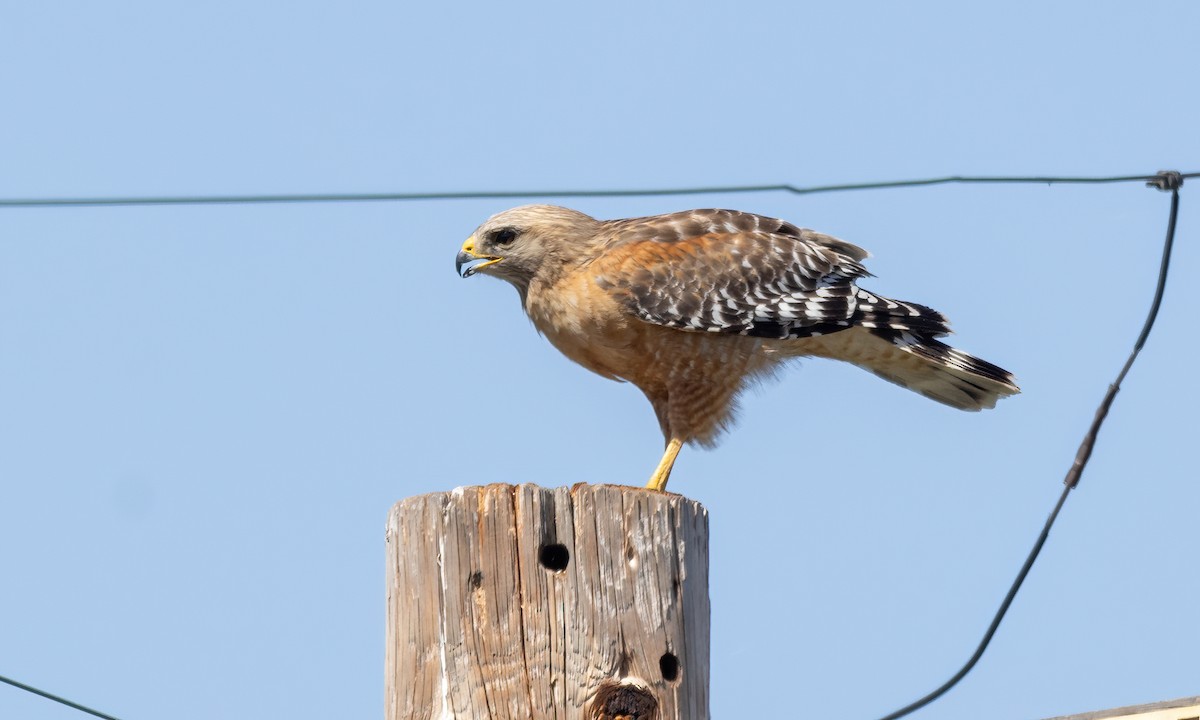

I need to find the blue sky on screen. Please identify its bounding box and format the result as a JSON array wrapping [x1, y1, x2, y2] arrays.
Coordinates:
[[1, 2, 1196, 719]]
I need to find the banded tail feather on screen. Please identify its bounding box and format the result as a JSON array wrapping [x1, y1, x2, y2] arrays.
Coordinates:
[[799, 288, 1020, 411]]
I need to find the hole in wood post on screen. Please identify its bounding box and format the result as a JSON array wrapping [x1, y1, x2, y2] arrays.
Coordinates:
[[587, 680, 658, 720], [467, 570, 483, 590], [658, 652, 680, 683], [538, 543, 570, 572]]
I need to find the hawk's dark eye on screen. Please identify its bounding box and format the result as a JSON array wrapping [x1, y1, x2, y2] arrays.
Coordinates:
[[491, 227, 520, 246]]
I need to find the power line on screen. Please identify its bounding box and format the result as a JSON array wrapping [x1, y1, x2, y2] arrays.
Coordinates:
[[0, 171, 1196, 208], [872, 170, 1185, 720], [0, 673, 123, 720]]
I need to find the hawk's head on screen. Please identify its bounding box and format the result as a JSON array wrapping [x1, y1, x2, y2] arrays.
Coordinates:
[[456, 205, 602, 292]]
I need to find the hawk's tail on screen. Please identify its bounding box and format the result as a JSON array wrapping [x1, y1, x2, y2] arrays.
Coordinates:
[[853, 291, 1019, 410], [864, 330, 1019, 410], [801, 291, 1020, 411]]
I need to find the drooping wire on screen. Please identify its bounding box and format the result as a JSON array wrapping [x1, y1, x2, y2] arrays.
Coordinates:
[[0, 172, 1196, 208], [871, 171, 1184, 720], [1061, 173, 1182, 491], [0, 673, 123, 720]]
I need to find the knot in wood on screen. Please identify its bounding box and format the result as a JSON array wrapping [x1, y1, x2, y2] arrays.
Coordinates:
[[588, 681, 658, 720]]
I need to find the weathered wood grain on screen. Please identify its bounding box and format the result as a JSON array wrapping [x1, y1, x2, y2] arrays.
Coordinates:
[[1043, 696, 1200, 720], [386, 484, 710, 720]]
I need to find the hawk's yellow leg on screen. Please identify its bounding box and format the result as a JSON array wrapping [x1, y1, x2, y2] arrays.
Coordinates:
[[646, 438, 683, 492]]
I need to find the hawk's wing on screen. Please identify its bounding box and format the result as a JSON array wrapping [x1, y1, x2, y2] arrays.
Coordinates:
[[592, 209, 935, 340]]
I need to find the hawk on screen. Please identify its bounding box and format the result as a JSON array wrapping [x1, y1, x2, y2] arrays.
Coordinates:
[[456, 205, 1018, 491]]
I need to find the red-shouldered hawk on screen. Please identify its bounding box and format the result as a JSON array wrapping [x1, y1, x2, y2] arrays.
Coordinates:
[[456, 205, 1018, 491]]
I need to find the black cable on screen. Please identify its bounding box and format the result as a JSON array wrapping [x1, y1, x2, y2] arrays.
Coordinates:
[[0, 172, 1196, 208], [0, 673, 123, 720], [871, 171, 1184, 720]]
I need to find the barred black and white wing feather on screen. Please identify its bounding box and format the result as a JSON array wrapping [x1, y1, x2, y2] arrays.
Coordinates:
[[594, 209, 1019, 410]]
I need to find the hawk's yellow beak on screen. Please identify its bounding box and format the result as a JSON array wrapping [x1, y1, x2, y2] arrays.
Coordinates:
[[456, 236, 502, 278]]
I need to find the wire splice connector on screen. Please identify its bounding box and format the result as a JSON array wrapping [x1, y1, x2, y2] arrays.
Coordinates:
[[1147, 170, 1184, 191]]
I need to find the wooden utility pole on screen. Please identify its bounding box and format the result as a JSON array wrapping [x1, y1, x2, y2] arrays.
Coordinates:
[[386, 483, 710, 720]]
